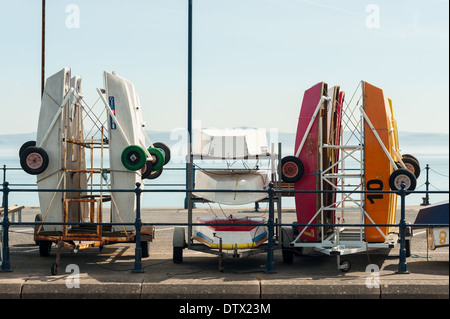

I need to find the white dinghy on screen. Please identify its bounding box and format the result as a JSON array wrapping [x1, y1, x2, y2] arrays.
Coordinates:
[[101, 71, 171, 231], [192, 128, 271, 205], [19, 68, 82, 232], [193, 169, 269, 205], [103, 71, 147, 231], [190, 128, 275, 251]]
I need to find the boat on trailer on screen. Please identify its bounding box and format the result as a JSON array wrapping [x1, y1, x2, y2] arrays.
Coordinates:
[[19, 68, 170, 274], [280, 80, 419, 271], [174, 128, 276, 265]]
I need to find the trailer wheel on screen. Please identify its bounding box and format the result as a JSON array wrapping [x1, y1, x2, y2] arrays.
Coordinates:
[[19, 140, 36, 157], [173, 247, 183, 264], [141, 241, 149, 258], [340, 260, 351, 272], [402, 154, 419, 164], [405, 239, 411, 258], [281, 226, 294, 264], [121, 145, 147, 171], [146, 167, 163, 180], [389, 168, 416, 194], [173, 227, 185, 263], [153, 142, 171, 165], [148, 147, 165, 171], [140, 160, 153, 179], [402, 156, 421, 179], [51, 262, 59, 276], [20, 146, 49, 175], [281, 156, 304, 183], [39, 240, 52, 257], [34, 214, 43, 245]]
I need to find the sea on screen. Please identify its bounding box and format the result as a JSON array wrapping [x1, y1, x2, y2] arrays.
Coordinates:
[[1, 130, 448, 209]]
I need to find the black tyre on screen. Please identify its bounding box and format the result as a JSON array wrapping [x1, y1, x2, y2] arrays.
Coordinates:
[[340, 260, 351, 272], [39, 240, 52, 257], [153, 142, 171, 165], [402, 156, 421, 179], [389, 168, 417, 193], [173, 227, 185, 263], [140, 160, 153, 179], [34, 214, 43, 245], [20, 146, 49, 175], [405, 239, 411, 258], [51, 262, 59, 276], [402, 154, 419, 163], [19, 140, 36, 157], [147, 167, 163, 180], [173, 247, 183, 264], [281, 226, 294, 264], [141, 241, 149, 258], [281, 156, 304, 183]]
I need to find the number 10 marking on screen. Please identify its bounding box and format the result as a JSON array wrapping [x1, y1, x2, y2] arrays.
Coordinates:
[[367, 179, 383, 204]]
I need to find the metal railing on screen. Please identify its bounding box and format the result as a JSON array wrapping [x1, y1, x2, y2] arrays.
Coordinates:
[[1, 181, 448, 275]]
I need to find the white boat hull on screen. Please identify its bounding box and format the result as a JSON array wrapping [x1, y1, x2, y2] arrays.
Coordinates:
[[36, 68, 72, 231], [193, 170, 269, 205], [105, 71, 146, 231]]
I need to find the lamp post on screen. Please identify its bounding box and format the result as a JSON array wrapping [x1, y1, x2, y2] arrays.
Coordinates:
[[185, 0, 193, 209]]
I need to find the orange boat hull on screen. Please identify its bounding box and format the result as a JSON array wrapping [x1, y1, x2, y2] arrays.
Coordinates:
[[363, 82, 399, 242]]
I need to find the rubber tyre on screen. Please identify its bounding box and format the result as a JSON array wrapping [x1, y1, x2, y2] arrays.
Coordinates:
[[402, 154, 419, 163], [20, 146, 49, 175], [19, 140, 36, 157], [405, 239, 411, 258], [173, 227, 186, 264], [340, 260, 351, 272], [141, 241, 149, 258], [389, 168, 417, 193], [281, 226, 294, 264], [173, 247, 183, 264], [34, 214, 43, 245], [121, 145, 147, 171], [148, 147, 165, 171], [51, 262, 59, 276], [281, 156, 304, 183], [153, 142, 171, 165], [147, 167, 163, 180], [141, 160, 153, 179], [39, 240, 52, 257], [173, 227, 186, 248], [402, 156, 421, 179]]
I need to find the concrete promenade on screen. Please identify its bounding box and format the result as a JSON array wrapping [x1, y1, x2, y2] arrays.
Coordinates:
[[0, 206, 448, 301]]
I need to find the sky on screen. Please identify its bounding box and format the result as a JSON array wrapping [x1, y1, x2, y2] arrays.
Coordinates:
[[0, 0, 448, 136]]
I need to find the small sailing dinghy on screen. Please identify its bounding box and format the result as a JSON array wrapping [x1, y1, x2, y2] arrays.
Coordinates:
[[190, 128, 273, 252]]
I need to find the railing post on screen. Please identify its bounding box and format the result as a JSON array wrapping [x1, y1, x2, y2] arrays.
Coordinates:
[[132, 182, 144, 273], [425, 164, 430, 205], [265, 183, 276, 273], [1, 165, 6, 208], [396, 183, 410, 274], [1, 182, 13, 272]]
